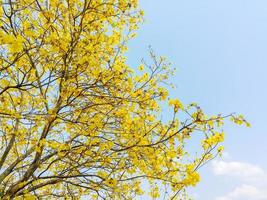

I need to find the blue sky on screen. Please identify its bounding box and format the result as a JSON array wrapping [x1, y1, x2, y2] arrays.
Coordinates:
[[127, 0, 267, 199]]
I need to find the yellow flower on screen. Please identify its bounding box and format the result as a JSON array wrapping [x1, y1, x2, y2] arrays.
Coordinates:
[[168, 98, 184, 112], [138, 64, 144, 71]]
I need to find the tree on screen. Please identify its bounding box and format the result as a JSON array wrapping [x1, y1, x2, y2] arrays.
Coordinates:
[[0, 0, 249, 199]]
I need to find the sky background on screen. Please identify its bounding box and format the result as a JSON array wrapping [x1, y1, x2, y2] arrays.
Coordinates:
[[127, 1, 267, 199]]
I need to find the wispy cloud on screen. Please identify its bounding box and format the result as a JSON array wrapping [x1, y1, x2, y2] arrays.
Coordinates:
[[212, 160, 267, 182], [215, 184, 267, 200], [212, 160, 267, 200]]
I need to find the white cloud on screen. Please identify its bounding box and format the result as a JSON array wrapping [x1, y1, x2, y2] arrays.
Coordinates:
[[212, 160, 267, 182], [212, 160, 267, 200], [215, 184, 267, 200]]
